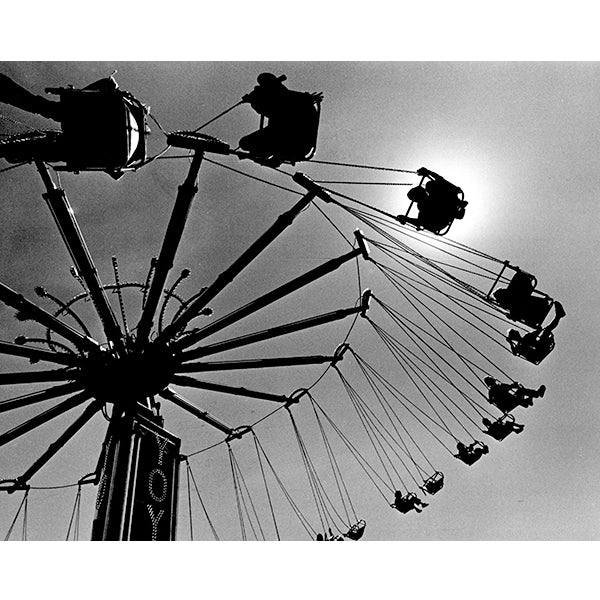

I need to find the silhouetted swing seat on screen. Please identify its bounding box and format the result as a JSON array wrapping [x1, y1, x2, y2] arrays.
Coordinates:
[[492, 269, 554, 328], [396, 167, 467, 235], [482, 414, 524, 441], [506, 299, 564, 364], [344, 519, 366, 540], [484, 376, 544, 413], [420, 471, 444, 495], [507, 329, 555, 365], [455, 441, 488, 465], [391, 491, 428, 513], [0, 74, 148, 178], [237, 73, 322, 168]]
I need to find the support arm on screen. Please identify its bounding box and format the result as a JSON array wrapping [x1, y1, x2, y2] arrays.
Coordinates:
[[13, 399, 101, 488], [158, 189, 317, 343], [35, 160, 123, 348], [180, 293, 369, 362], [0, 390, 92, 449], [0, 368, 77, 386], [160, 388, 234, 436], [135, 151, 204, 346], [0, 381, 83, 414], [173, 230, 369, 352], [0, 281, 99, 353], [170, 376, 291, 404], [176, 353, 338, 373], [0, 340, 80, 366]]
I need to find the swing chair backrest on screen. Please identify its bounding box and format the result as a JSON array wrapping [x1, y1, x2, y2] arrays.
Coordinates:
[[516, 335, 555, 365], [301, 96, 321, 161], [500, 413, 515, 425], [57, 85, 147, 172], [421, 471, 444, 494], [505, 270, 537, 298], [278, 94, 321, 164]]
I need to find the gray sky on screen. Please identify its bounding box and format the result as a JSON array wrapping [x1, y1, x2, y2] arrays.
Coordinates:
[[0, 61, 597, 546]]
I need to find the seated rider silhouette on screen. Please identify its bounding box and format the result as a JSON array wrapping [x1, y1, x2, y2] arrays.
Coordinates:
[[482, 415, 524, 441], [238, 73, 322, 168], [0, 73, 62, 121], [392, 490, 429, 513], [0, 73, 124, 125], [506, 301, 566, 364], [344, 519, 366, 540], [493, 269, 553, 328], [455, 441, 489, 465], [397, 167, 467, 234], [484, 376, 545, 412]]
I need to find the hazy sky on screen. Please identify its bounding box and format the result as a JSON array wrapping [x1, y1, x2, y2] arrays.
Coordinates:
[[0, 61, 597, 548]]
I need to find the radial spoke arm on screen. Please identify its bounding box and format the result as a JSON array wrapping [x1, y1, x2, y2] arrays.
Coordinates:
[[0, 382, 83, 415], [13, 399, 102, 488], [35, 160, 122, 347], [173, 230, 369, 352], [158, 188, 318, 343], [0, 282, 99, 353], [180, 292, 370, 362], [160, 388, 234, 435], [170, 375, 291, 404], [136, 151, 204, 346], [0, 390, 92, 449], [176, 353, 339, 373], [0, 340, 80, 366], [0, 368, 78, 386]]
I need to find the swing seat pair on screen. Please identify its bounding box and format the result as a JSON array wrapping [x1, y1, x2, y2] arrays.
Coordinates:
[[0, 75, 149, 178]]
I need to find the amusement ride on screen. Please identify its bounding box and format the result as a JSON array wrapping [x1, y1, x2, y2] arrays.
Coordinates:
[[0, 69, 565, 540]]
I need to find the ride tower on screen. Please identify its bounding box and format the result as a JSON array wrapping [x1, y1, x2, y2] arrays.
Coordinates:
[[0, 72, 375, 540]]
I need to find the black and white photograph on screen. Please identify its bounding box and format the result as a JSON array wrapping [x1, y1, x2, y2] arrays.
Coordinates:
[[0, 6, 597, 597]]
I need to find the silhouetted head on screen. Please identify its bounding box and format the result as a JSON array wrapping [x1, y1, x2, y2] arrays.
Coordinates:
[[507, 329, 521, 341], [484, 376, 496, 386], [424, 179, 446, 195], [257, 73, 287, 88], [407, 185, 427, 203]]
